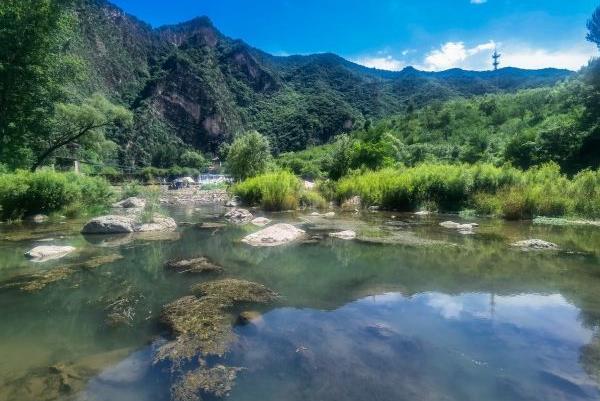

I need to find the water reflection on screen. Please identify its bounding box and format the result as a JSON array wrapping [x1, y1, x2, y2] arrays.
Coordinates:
[[0, 208, 599, 401]]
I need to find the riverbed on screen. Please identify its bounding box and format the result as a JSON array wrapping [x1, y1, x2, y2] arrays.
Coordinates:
[[1, 204, 599, 401]]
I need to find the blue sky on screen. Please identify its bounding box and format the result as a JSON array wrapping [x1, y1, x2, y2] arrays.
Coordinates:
[[111, 0, 599, 71]]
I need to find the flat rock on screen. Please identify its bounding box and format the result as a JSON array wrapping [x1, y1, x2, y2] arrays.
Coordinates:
[[113, 197, 146, 209], [25, 245, 76, 262], [136, 215, 177, 232], [82, 215, 136, 234], [329, 230, 357, 240], [511, 239, 559, 250], [196, 222, 227, 229], [414, 211, 431, 216], [251, 217, 271, 227], [440, 221, 479, 231], [242, 223, 305, 247], [225, 208, 253, 224]]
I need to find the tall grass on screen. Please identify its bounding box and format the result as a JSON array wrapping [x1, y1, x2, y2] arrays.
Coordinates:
[[0, 170, 113, 220], [232, 171, 301, 211], [336, 163, 600, 220]]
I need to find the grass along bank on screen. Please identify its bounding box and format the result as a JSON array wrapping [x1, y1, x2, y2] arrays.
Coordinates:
[[335, 162, 600, 220], [232, 171, 326, 211], [0, 170, 113, 221]]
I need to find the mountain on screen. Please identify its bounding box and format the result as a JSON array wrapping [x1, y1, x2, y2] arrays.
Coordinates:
[[71, 0, 574, 166]]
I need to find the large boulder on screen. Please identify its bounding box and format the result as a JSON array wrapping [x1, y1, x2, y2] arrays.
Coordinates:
[[225, 208, 253, 224], [242, 223, 305, 247], [113, 197, 146, 209], [136, 215, 177, 232], [25, 245, 76, 262], [82, 215, 136, 234], [511, 239, 559, 250]]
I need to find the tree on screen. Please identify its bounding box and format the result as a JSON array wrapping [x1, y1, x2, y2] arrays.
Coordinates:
[[0, 0, 77, 169], [31, 94, 132, 171], [324, 134, 354, 180], [587, 5, 600, 49], [180, 150, 209, 170], [226, 131, 272, 181]]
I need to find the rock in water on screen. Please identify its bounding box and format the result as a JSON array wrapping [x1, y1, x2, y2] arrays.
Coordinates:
[[329, 230, 357, 240], [251, 217, 271, 227], [136, 215, 177, 232], [112, 197, 146, 209], [82, 215, 136, 234], [25, 246, 76, 262], [165, 257, 223, 274], [242, 223, 305, 247], [511, 239, 559, 250], [225, 208, 253, 224], [28, 214, 49, 223]]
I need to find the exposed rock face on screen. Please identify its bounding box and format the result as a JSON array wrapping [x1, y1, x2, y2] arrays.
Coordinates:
[[329, 230, 357, 240], [225, 208, 253, 224], [251, 217, 271, 227], [242, 223, 305, 247], [511, 239, 559, 250], [113, 197, 146, 209], [341, 196, 362, 211], [25, 246, 76, 262], [82, 215, 136, 234], [165, 257, 223, 274]]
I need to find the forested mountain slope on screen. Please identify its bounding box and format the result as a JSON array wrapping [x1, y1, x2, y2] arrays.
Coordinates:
[[70, 0, 572, 165]]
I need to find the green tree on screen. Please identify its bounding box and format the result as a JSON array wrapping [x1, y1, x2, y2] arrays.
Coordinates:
[[32, 94, 132, 171], [324, 134, 354, 180], [0, 0, 78, 169], [587, 5, 600, 49], [180, 150, 209, 170], [226, 131, 272, 181]]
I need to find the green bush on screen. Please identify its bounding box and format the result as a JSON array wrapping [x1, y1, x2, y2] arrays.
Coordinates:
[[0, 170, 113, 220], [232, 171, 301, 211], [122, 181, 142, 199], [300, 190, 328, 209]]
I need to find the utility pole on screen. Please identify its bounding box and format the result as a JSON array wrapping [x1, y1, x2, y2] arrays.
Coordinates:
[[492, 49, 501, 71]]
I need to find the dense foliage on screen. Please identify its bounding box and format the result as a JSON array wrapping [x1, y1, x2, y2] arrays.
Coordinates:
[[226, 131, 272, 181], [335, 163, 600, 219], [0, 170, 113, 220]]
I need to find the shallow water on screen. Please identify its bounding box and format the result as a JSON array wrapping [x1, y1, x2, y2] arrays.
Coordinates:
[[1, 207, 600, 401]]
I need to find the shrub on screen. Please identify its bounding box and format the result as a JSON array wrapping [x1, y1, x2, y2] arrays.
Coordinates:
[[227, 131, 272, 181], [232, 171, 301, 211], [300, 190, 328, 209], [0, 170, 113, 220], [122, 181, 142, 199]]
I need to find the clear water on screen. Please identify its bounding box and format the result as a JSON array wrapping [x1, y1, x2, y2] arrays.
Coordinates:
[[1, 206, 600, 401]]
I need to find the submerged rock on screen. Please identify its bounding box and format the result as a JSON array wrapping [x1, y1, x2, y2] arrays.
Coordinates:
[[171, 364, 242, 401], [440, 221, 479, 230], [237, 311, 263, 325], [192, 278, 279, 304], [25, 246, 75, 262], [157, 279, 278, 363], [329, 230, 357, 240], [165, 257, 223, 274], [511, 239, 559, 250], [251, 217, 271, 227], [225, 208, 253, 224], [82, 215, 136, 234], [195, 222, 227, 230], [113, 197, 146, 209], [17, 267, 75, 292], [242, 223, 305, 247], [414, 211, 431, 216]]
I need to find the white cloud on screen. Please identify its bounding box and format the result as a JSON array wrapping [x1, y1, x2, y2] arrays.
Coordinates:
[[420, 41, 496, 71], [353, 55, 405, 71], [470, 0, 487, 4], [502, 44, 596, 71]]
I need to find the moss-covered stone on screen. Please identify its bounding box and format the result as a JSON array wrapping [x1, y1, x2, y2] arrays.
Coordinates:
[[171, 364, 242, 401], [165, 257, 223, 274], [191, 278, 278, 304]]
